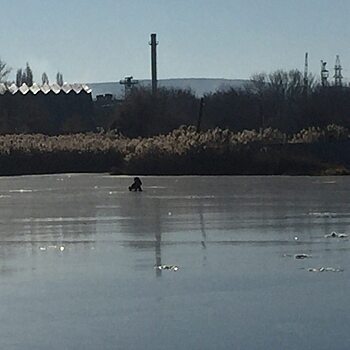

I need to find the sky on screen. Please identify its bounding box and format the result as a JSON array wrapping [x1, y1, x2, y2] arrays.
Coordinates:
[[0, 0, 349, 83]]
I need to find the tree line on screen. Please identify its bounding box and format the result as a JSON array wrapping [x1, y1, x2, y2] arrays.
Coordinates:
[[0, 59, 64, 87], [109, 69, 350, 137]]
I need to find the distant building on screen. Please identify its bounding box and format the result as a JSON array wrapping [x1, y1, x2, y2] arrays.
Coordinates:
[[0, 82, 93, 134], [95, 93, 122, 108]]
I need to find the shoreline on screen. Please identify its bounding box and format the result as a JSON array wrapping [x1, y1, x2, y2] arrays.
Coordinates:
[[0, 128, 349, 177], [0, 147, 346, 177]]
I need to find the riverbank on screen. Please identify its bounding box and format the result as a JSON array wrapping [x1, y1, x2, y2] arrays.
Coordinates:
[[0, 126, 349, 176]]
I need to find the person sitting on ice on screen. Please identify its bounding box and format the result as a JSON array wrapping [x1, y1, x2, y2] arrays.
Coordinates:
[[129, 177, 143, 192]]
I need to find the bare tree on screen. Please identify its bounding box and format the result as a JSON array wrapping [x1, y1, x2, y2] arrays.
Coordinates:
[[42, 72, 49, 85], [0, 59, 11, 83], [16, 63, 34, 86], [56, 72, 63, 86], [251, 69, 316, 97], [25, 63, 33, 86], [16, 68, 23, 87]]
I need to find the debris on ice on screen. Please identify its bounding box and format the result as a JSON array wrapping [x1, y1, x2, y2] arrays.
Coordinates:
[[308, 267, 343, 273], [154, 265, 179, 271], [294, 253, 311, 259], [324, 231, 348, 238]]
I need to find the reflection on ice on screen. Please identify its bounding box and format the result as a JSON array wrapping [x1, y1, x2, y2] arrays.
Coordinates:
[[147, 195, 216, 200], [312, 180, 337, 184], [9, 189, 33, 193], [146, 186, 167, 189], [39, 245, 65, 252], [95, 205, 121, 209], [308, 212, 336, 218], [11, 215, 130, 223]]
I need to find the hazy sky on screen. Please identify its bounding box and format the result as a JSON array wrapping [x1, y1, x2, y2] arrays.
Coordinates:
[[1, 0, 349, 83]]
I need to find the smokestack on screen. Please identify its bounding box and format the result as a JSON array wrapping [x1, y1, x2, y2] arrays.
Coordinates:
[[149, 33, 158, 94]]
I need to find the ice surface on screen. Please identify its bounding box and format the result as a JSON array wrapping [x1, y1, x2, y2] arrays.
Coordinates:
[[0, 175, 349, 350]]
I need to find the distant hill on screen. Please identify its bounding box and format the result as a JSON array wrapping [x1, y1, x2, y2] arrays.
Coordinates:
[[89, 78, 250, 99]]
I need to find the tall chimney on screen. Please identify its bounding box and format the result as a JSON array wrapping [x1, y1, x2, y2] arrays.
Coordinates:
[[150, 33, 158, 94]]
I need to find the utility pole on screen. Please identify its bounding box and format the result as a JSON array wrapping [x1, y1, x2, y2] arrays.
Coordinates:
[[196, 98, 204, 132], [334, 55, 343, 87], [149, 33, 158, 94], [321, 60, 329, 87], [303, 52, 309, 95], [119, 76, 138, 98]]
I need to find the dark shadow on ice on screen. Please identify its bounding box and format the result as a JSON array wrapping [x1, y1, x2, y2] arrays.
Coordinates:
[[199, 205, 208, 265], [154, 204, 162, 278], [200, 210, 207, 249]]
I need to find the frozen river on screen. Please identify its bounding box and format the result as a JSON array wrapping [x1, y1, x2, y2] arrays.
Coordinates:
[[0, 174, 350, 350]]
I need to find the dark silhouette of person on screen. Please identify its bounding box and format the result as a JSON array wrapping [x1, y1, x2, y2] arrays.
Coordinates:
[[129, 177, 143, 191]]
